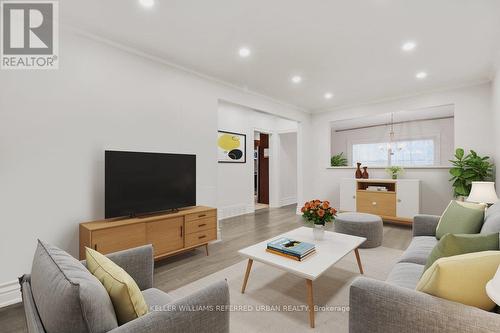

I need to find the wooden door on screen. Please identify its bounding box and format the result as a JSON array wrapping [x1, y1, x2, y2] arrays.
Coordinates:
[[146, 217, 184, 256], [92, 223, 146, 254], [258, 133, 269, 204]]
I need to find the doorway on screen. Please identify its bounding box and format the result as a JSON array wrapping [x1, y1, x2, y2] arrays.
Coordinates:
[[254, 131, 269, 210]]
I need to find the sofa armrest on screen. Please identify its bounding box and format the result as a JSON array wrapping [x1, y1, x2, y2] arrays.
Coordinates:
[[81, 245, 154, 291], [109, 280, 230, 333], [412, 214, 440, 237], [349, 277, 500, 333]]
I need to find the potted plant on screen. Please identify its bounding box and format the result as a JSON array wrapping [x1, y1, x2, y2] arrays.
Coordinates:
[[330, 152, 348, 167], [449, 148, 494, 198], [301, 200, 337, 240], [386, 166, 404, 179]]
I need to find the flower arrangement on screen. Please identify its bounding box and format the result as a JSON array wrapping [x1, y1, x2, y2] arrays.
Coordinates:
[[301, 200, 337, 226]]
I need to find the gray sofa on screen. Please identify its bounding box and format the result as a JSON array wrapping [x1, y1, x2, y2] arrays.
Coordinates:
[[349, 203, 500, 333], [20, 243, 230, 333]]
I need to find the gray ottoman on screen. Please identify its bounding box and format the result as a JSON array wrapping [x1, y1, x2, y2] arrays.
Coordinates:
[[334, 212, 383, 248]]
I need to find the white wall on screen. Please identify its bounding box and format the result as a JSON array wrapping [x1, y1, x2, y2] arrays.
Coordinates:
[[494, 69, 500, 194], [217, 102, 298, 219], [331, 117, 454, 166], [311, 83, 494, 215], [279, 132, 298, 206], [0, 29, 311, 300]]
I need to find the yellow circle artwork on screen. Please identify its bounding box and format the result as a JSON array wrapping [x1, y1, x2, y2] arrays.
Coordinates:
[[218, 134, 241, 151]]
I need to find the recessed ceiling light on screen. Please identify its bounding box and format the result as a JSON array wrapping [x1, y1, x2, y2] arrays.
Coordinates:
[[324, 92, 333, 99], [139, 0, 155, 8], [402, 41, 417, 52], [238, 47, 251, 58], [291, 75, 302, 84], [415, 71, 428, 79]]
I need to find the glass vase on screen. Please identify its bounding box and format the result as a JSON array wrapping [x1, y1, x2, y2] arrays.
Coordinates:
[[313, 224, 325, 241]]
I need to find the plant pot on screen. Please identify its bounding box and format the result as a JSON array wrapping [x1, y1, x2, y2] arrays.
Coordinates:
[[313, 224, 325, 240]]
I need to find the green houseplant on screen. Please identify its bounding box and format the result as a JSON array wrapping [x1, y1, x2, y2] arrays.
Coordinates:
[[386, 166, 404, 179], [331, 152, 348, 167], [449, 148, 494, 197]]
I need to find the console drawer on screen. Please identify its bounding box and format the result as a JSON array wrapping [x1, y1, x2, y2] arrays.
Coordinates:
[[356, 191, 396, 217], [185, 216, 216, 234], [185, 228, 217, 247], [185, 209, 216, 222]]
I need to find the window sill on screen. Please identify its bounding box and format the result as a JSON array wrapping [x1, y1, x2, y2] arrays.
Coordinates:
[[326, 166, 451, 170]]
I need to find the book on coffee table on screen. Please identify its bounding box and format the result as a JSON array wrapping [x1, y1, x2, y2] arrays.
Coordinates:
[[267, 237, 316, 261], [265, 248, 316, 261]]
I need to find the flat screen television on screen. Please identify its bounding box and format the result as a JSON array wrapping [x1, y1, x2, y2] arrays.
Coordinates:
[[105, 150, 196, 218]]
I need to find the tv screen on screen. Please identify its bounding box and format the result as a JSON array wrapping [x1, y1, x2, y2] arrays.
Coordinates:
[[105, 151, 196, 218]]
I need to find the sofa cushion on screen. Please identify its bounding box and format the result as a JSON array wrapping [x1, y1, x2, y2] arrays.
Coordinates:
[[424, 233, 499, 272], [142, 288, 173, 308], [386, 262, 425, 289], [31, 240, 118, 333], [416, 251, 500, 311], [86, 247, 148, 325], [398, 236, 438, 265], [481, 203, 500, 233], [435, 200, 485, 239]]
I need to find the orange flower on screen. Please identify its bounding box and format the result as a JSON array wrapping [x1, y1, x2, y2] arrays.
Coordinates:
[[317, 209, 325, 217], [330, 208, 337, 215], [323, 200, 330, 206], [321, 201, 329, 209], [304, 202, 311, 209], [301, 206, 306, 213]]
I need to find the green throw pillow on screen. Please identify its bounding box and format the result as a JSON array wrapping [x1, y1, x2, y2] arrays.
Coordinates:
[[424, 233, 499, 272], [435, 200, 486, 240]]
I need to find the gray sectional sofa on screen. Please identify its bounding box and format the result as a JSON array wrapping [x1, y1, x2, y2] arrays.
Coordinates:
[[349, 203, 500, 333], [20, 243, 230, 333]]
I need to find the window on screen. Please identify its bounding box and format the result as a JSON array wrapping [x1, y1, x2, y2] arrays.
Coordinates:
[[352, 139, 435, 167]]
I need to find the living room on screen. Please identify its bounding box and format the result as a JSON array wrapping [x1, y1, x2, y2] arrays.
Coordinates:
[[1, 1, 500, 332]]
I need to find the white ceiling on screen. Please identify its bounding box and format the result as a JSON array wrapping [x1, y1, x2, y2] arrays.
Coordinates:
[[62, 0, 500, 113]]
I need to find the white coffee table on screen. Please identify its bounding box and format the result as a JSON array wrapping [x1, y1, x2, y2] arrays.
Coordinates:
[[238, 226, 366, 328]]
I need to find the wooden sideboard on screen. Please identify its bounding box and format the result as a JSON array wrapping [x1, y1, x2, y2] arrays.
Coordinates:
[[340, 178, 420, 225], [79, 206, 217, 260]]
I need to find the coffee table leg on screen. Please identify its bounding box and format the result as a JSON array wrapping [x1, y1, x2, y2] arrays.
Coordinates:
[[241, 259, 253, 293], [306, 279, 315, 328], [354, 248, 364, 274]]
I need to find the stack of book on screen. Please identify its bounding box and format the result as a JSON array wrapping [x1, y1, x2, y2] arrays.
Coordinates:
[[266, 237, 316, 261]]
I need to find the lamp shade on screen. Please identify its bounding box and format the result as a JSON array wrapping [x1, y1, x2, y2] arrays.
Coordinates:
[[467, 182, 498, 204], [486, 264, 500, 306]]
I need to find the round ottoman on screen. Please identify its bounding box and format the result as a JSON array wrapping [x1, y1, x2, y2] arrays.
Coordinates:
[[334, 212, 383, 248]]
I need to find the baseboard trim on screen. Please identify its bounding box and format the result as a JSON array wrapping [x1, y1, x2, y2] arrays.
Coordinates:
[[217, 204, 254, 220], [279, 196, 297, 207], [0, 280, 21, 308]]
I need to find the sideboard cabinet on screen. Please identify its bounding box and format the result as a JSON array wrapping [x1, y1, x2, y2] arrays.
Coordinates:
[[340, 178, 420, 225], [79, 206, 217, 260]]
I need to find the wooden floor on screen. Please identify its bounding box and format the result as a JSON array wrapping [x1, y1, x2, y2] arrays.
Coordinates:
[[0, 205, 412, 333]]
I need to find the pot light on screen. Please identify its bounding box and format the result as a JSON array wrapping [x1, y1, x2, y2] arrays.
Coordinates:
[[139, 0, 155, 7], [291, 75, 302, 84], [402, 41, 417, 52], [238, 47, 251, 58], [415, 71, 428, 79], [324, 92, 333, 99]]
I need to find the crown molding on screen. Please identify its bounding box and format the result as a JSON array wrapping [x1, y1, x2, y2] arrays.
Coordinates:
[[311, 79, 492, 114], [60, 24, 310, 115]]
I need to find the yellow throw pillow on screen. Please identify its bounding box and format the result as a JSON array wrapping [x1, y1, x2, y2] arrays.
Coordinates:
[[416, 251, 500, 311], [85, 247, 148, 324]]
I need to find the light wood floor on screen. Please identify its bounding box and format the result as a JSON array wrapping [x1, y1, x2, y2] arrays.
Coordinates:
[[0, 205, 412, 333]]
